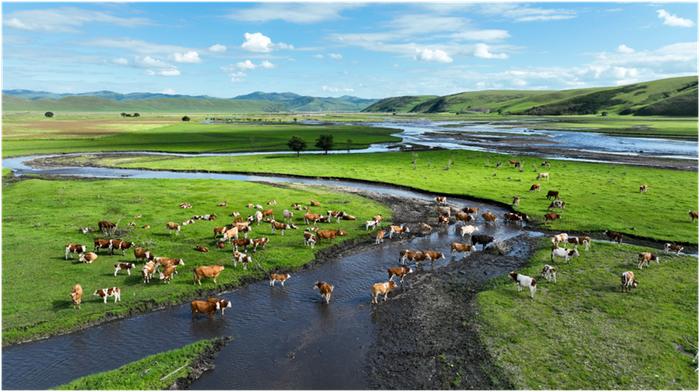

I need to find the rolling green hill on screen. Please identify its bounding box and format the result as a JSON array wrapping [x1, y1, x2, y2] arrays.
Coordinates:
[[363, 76, 698, 116]]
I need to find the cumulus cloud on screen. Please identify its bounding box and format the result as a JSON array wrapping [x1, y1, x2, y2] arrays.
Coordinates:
[[135, 56, 180, 77], [228, 3, 359, 24], [415, 48, 453, 63], [4, 7, 149, 32], [329, 53, 343, 60], [260, 60, 275, 69], [161, 88, 176, 95], [112, 57, 128, 65], [208, 44, 227, 53], [172, 51, 201, 63], [657, 9, 694, 28], [617, 44, 635, 54], [241, 32, 292, 53], [236, 60, 257, 70], [474, 43, 508, 59]]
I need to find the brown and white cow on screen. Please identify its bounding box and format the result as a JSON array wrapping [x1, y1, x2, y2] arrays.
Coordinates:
[[399, 249, 423, 264], [271, 220, 297, 235], [639, 184, 649, 193], [604, 230, 623, 244], [94, 287, 121, 303], [567, 236, 591, 251], [620, 271, 638, 293], [437, 214, 450, 225], [387, 265, 414, 283], [155, 257, 185, 271], [159, 265, 178, 283], [65, 243, 87, 260], [110, 239, 135, 255], [482, 211, 497, 224], [252, 237, 269, 252], [456, 211, 473, 223], [303, 231, 317, 248], [193, 265, 225, 285], [375, 229, 386, 244], [269, 273, 291, 287], [509, 272, 537, 299], [462, 207, 479, 215], [550, 233, 569, 246], [540, 264, 557, 283], [207, 297, 233, 317], [638, 252, 660, 269], [303, 213, 322, 225], [529, 183, 541, 192], [98, 220, 116, 235], [79, 252, 98, 264], [548, 199, 566, 210], [70, 284, 83, 309], [434, 196, 448, 205], [94, 239, 113, 254], [388, 224, 410, 239], [664, 243, 684, 255], [232, 238, 254, 252], [544, 213, 560, 222], [310, 199, 321, 207], [222, 226, 239, 241], [166, 221, 181, 234], [689, 210, 698, 222], [134, 247, 155, 262], [504, 212, 524, 225], [194, 245, 209, 253], [537, 172, 550, 181], [313, 281, 334, 304], [546, 190, 559, 200], [179, 202, 192, 209], [190, 300, 220, 319], [142, 261, 157, 283], [232, 251, 253, 269], [371, 281, 397, 304], [451, 242, 473, 255], [316, 229, 347, 240], [114, 262, 135, 276]]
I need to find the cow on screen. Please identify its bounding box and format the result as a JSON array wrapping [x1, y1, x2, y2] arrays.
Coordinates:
[[253, 210, 263, 224], [216, 241, 226, 249], [512, 196, 520, 207], [399, 249, 423, 264], [79, 252, 98, 264], [314, 281, 334, 304], [304, 231, 317, 248], [371, 281, 397, 304], [508, 160, 521, 168], [94, 239, 113, 254], [387, 265, 413, 283], [310, 200, 321, 207], [232, 238, 253, 252], [70, 284, 83, 309], [373, 214, 384, 224], [271, 220, 297, 235], [548, 199, 566, 209], [252, 237, 269, 252], [291, 203, 306, 211], [451, 242, 474, 255], [365, 220, 379, 231], [217, 201, 227, 207], [541, 160, 551, 168], [327, 210, 346, 222], [471, 234, 494, 250], [546, 190, 559, 200], [438, 214, 450, 225], [567, 236, 591, 251], [462, 207, 479, 215], [159, 265, 177, 283], [638, 252, 660, 269], [269, 273, 291, 287], [79, 227, 91, 234], [434, 196, 448, 205], [65, 243, 87, 260], [98, 220, 117, 235], [537, 172, 550, 181], [232, 251, 253, 270], [114, 262, 135, 276], [388, 224, 410, 239], [207, 297, 233, 317], [529, 183, 541, 192], [190, 300, 220, 319], [604, 230, 623, 244], [110, 240, 134, 255], [268, 199, 278, 206], [193, 265, 225, 285], [181, 219, 195, 226], [316, 229, 347, 240], [154, 257, 185, 271], [375, 229, 386, 244], [437, 206, 451, 217], [213, 226, 230, 238], [262, 209, 274, 219], [551, 247, 579, 263], [179, 202, 192, 209], [514, 211, 530, 222], [504, 212, 524, 225], [341, 214, 356, 221], [551, 233, 569, 247], [142, 224, 150, 229], [621, 271, 638, 293], [418, 223, 433, 234], [690, 210, 698, 222], [639, 184, 649, 193], [540, 265, 557, 283], [304, 213, 322, 225], [94, 287, 121, 304], [509, 272, 537, 299], [134, 247, 154, 262], [142, 261, 157, 283], [419, 250, 445, 268], [222, 226, 239, 241], [459, 225, 479, 238], [194, 245, 209, 253], [166, 221, 181, 235], [283, 209, 294, 222], [455, 211, 473, 223], [544, 213, 560, 222], [664, 243, 684, 255], [481, 211, 497, 223]]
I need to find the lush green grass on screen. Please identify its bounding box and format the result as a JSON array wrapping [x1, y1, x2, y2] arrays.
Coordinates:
[[2, 119, 400, 157], [55, 338, 223, 389], [98, 149, 698, 243], [2, 178, 391, 344], [477, 241, 698, 389]]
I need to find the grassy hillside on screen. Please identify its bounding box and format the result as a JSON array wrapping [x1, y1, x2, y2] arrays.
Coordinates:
[[364, 76, 698, 116], [362, 95, 437, 112]]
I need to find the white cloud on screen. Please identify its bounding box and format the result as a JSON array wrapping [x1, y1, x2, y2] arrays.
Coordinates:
[[617, 44, 635, 54], [260, 60, 275, 69], [172, 51, 201, 63], [87, 38, 190, 55], [475, 4, 576, 22], [416, 48, 453, 63], [657, 9, 694, 28], [241, 32, 292, 53], [135, 56, 180, 77], [453, 29, 510, 41], [321, 85, 355, 93], [329, 53, 343, 60], [236, 60, 257, 70], [161, 88, 176, 95], [512, 79, 528, 87], [612, 66, 639, 79], [221, 65, 247, 82], [474, 43, 508, 59], [208, 44, 227, 53], [314, 54, 325, 59], [112, 57, 129, 65], [4, 7, 149, 32], [228, 4, 359, 24]]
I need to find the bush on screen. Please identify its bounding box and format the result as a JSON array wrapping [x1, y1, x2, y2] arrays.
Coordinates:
[[182, 116, 190, 122], [44, 111, 54, 118]]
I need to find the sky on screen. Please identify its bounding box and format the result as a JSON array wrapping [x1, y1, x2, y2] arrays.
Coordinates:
[[2, 1, 698, 98]]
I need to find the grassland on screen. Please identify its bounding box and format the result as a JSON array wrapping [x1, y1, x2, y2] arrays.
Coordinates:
[[56, 338, 226, 389], [2, 177, 391, 345], [95, 150, 698, 243], [477, 241, 698, 389]]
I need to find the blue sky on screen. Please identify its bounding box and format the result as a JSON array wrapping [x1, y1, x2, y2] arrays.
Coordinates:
[[2, 2, 697, 98]]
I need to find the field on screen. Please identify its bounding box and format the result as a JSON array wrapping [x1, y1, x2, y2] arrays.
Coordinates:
[[477, 241, 698, 389], [56, 338, 226, 389], [2, 177, 391, 345], [91, 149, 698, 244], [1, 112, 400, 157]]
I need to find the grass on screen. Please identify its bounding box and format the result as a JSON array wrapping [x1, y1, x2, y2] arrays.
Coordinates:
[[55, 337, 224, 389], [477, 241, 698, 389], [2, 177, 391, 345], [96, 149, 698, 244]]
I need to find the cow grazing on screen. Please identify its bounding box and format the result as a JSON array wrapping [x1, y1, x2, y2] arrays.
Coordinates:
[[551, 233, 569, 246], [166, 221, 181, 234], [94, 287, 121, 304], [388, 224, 410, 239], [512, 196, 520, 207], [65, 243, 87, 260], [304, 232, 317, 248], [70, 284, 83, 309], [639, 184, 649, 193], [310, 200, 321, 207], [548, 199, 566, 210], [451, 242, 473, 255], [664, 243, 684, 255], [546, 190, 559, 200], [509, 272, 537, 299], [537, 172, 550, 181], [387, 265, 413, 283], [271, 220, 297, 235], [567, 236, 591, 251], [133, 247, 154, 262], [252, 237, 269, 252], [98, 220, 117, 235], [79, 252, 98, 264], [434, 196, 448, 205], [222, 227, 239, 241], [94, 239, 113, 254], [459, 225, 479, 238], [207, 297, 233, 317], [316, 229, 347, 240], [232, 251, 253, 270], [314, 281, 334, 304], [638, 252, 660, 269], [142, 261, 157, 283], [269, 273, 291, 287], [551, 247, 579, 263], [155, 257, 185, 270], [540, 265, 557, 283], [690, 211, 698, 222], [375, 229, 386, 244], [194, 245, 209, 253], [620, 271, 638, 293], [190, 300, 220, 319], [110, 240, 134, 255], [159, 265, 177, 283], [114, 262, 135, 276], [304, 213, 321, 225], [371, 281, 397, 304], [193, 265, 225, 285], [373, 214, 384, 224], [544, 213, 560, 222], [471, 234, 494, 250], [232, 238, 253, 252], [604, 230, 623, 244], [529, 183, 541, 192]]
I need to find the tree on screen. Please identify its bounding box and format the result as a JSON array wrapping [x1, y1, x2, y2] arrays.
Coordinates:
[[601, 111, 608, 117], [315, 134, 334, 155], [44, 111, 54, 118], [133, 113, 140, 117], [182, 115, 191, 122], [287, 136, 307, 157], [120, 112, 127, 117]]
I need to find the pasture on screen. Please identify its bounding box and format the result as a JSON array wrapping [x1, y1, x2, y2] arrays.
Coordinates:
[[477, 241, 698, 389], [2, 177, 391, 345], [97, 149, 698, 243]]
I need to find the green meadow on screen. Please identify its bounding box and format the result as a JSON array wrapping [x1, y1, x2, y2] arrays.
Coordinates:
[[2, 177, 390, 345]]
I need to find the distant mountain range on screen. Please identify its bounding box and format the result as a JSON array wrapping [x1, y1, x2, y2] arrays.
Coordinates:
[[363, 76, 698, 116], [2, 90, 378, 113]]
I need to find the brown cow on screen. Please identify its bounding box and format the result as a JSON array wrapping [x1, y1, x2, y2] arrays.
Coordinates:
[[387, 265, 413, 283], [621, 271, 638, 293], [190, 300, 221, 319], [664, 243, 684, 255], [114, 262, 135, 276], [93, 239, 113, 254], [455, 211, 473, 223], [252, 237, 269, 252], [462, 207, 479, 215], [375, 229, 386, 244], [110, 239, 134, 255], [638, 252, 660, 269], [79, 252, 98, 264], [482, 211, 497, 224], [70, 284, 83, 309], [451, 242, 473, 254], [207, 297, 233, 316], [544, 213, 560, 222], [193, 265, 225, 285], [194, 245, 209, 253], [546, 190, 559, 200], [504, 212, 524, 225], [604, 230, 623, 244], [232, 251, 253, 269], [639, 184, 649, 193], [262, 209, 274, 218], [166, 221, 181, 234], [133, 247, 154, 262], [232, 238, 253, 252], [142, 261, 157, 283], [269, 273, 291, 287], [341, 214, 356, 221], [155, 257, 185, 270], [399, 249, 424, 264], [98, 220, 116, 235], [529, 183, 541, 192], [159, 265, 178, 283], [271, 220, 297, 235], [316, 229, 347, 240], [388, 224, 410, 239], [434, 196, 447, 205], [314, 281, 334, 304], [438, 214, 450, 225], [222, 226, 239, 241], [304, 213, 322, 225], [689, 210, 698, 222], [310, 200, 321, 207], [65, 243, 87, 260], [371, 281, 397, 304]]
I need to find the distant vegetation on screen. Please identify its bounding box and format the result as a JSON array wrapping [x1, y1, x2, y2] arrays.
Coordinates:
[[364, 76, 698, 117]]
